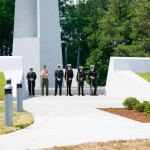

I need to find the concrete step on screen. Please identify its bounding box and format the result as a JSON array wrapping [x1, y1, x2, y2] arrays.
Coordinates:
[[27, 87, 105, 96]]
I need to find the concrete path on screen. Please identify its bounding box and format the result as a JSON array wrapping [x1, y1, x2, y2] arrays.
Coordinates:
[[0, 96, 150, 150]]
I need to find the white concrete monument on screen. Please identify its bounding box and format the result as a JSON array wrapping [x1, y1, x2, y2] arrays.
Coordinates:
[[0, 56, 26, 99], [106, 57, 150, 100], [13, 0, 63, 87]]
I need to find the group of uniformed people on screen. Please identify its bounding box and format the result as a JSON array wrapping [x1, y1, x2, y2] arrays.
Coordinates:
[[26, 64, 97, 96]]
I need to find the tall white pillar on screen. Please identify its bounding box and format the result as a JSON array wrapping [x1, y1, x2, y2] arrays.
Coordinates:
[[13, 0, 63, 88]]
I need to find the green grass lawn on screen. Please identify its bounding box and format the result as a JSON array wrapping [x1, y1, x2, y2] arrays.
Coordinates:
[[0, 103, 34, 135], [137, 73, 150, 83], [0, 72, 6, 101]]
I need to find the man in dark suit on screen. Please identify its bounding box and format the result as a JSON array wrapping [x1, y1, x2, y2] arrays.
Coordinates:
[[65, 64, 74, 96], [54, 64, 64, 96], [27, 68, 37, 96]]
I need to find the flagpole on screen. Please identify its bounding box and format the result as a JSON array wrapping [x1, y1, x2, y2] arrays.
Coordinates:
[[77, 46, 80, 96], [66, 72, 67, 96], [90, 78, 93, 96], [65, 47, 68, 96], [78, 72, 79, 96]]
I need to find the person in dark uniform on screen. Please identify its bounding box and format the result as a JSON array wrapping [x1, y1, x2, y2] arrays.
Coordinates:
[[26, 68, 37, 96], [65, 64, 74, 96], [88, 65, 97, 96], [76, 66, 86, 96], [54, 64, 64, 96]]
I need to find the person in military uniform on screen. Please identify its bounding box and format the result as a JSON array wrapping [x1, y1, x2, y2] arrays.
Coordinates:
[[65, 64, 74, 96], [54, 64, 64, 96], [41, 65, 50, 96], [88, 65, 97, 96], [76, 66, 86, 96], [26, 68, 37, 96]]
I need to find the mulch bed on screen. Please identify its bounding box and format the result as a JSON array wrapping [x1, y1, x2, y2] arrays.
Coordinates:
[[98, 108, 150, 123]]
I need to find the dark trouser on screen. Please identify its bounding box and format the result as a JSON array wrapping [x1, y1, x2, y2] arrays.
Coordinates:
[[41, 78, 49, 96], [28, 82, 35, 96], [79, 81, 84, 95], [67, 80, 72, 95], [90, 79, 97, 95], [55, 81, 62, 95]]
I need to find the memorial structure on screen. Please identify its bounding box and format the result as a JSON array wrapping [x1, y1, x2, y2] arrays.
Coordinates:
[[13, 0, 63, 87], [106, 57, 150, 100]]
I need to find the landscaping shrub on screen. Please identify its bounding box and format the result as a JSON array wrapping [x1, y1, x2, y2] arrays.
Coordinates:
[[123, 97, 140, 110], [134, 101, 150, 112], [134, 103, 145, 112], [144, 103, 150, 116]]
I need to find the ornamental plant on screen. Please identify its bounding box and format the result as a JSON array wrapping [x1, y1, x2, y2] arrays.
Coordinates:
[[123, 97, 140, 110]]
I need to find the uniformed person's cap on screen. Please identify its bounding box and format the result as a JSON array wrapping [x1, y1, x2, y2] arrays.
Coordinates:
[[90, 65, 95, 68], [30, 68, 33, 70], [67, 64, 71, 67], [57, 64, 61, 67], [79, 66, 83, 69]]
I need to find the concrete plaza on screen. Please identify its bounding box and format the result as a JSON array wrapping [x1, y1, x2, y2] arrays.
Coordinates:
[[0, 96, 150, 150]]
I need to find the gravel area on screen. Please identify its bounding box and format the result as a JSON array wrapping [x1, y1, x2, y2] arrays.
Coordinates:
[[99, 108, 150, 123]]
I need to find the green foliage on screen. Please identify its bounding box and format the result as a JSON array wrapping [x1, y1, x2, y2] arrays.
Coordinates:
[[59, 0, 108, 69], [123, 97, 140, 110], [0, 72, 6, 101], [123, 98, 150, 117], [115, 0, 150, 57], [144, 103, 150, 116], [134, 101, 150, 112], [0, 0, 15, 56]]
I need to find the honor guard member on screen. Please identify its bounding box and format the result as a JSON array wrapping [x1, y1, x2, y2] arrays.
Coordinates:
[[65, 64, 74, 96], [41, 65, 50, 96], [26, 68, 37, 96], [77, 66, 86, 96], [88, 65, 97, 96], [54, 64, 64, 96]]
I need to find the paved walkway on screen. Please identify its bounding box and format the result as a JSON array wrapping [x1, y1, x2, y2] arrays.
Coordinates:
[[0, 96, 150, 150]]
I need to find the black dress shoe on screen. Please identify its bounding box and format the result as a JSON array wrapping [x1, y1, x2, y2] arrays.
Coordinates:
[[82, 94, 85, 96], [69, 94, 73, 96], [54, 94, 57, 96]]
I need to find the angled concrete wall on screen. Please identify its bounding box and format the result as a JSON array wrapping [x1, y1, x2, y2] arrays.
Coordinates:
[[0, 56, 26, 99], [13, 0, 63, 88], [106, 57, 150, 100]]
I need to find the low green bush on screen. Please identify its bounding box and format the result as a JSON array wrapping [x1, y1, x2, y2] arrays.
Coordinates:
[[123, 98, 150, 117], [123, 97, 140, 110], [134, 101, 150, 112], [144, 104, 150, 116], [134, 103, 145, 112]]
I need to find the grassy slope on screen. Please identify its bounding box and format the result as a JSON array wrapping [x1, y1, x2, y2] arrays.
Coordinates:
[[0, 103, 34, 135], [43, 139, 150, 150], [137, 73, 150, 83], [0, 72, 6, 101]]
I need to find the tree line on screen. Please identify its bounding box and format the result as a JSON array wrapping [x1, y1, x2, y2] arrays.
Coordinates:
[[0, 0, 150, 85], [59, 0, 150, 85]]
